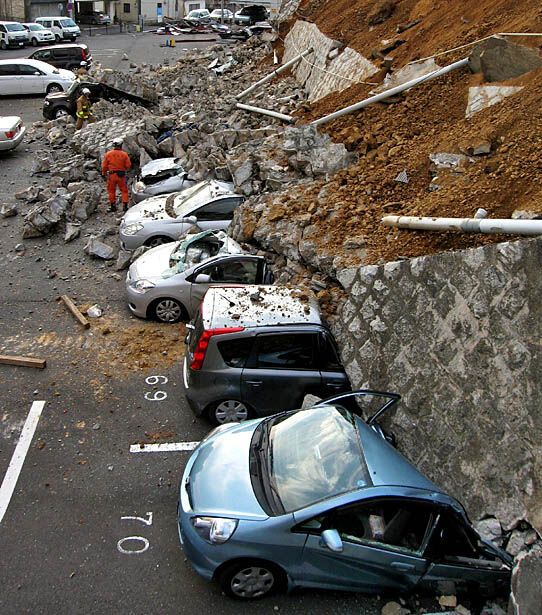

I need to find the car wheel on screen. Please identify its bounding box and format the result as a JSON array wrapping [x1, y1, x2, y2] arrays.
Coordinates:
[[54, 107, 69, 119], [210, 400, 251, 424], [0, 41, 7, 50], [145, 236, 172, 248], [54, 34, 61, 43], [153, 298, 186, 323], [32, 38, 38, 47], [218, 561, 284, 600], [46, 83, 63, 94]]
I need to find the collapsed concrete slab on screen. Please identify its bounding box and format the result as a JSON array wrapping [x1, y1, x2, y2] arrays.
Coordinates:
[[465, 85, 523, 118]]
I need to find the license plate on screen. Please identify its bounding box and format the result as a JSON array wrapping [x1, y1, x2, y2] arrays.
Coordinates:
[[18, 42, 24, 47]]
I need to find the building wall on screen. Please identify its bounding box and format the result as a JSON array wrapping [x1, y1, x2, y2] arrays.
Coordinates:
[[0, 0, 25, 20]]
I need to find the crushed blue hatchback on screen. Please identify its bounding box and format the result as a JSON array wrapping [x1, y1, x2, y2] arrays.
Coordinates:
[[177, 391, 512, 600]]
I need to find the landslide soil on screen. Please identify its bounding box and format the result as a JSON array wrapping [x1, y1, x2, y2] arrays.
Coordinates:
[[279, 1, 542, 264]]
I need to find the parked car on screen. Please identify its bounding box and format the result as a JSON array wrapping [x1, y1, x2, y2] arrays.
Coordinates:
[[0, 21, 30, 49], [29, 43, 91, 71], [0, 59, 75, 96], [0, 116, 25, 151], [178, 389, 513, 600], [34, 17, 80, 43], [186, 9, 211, 22], [78, 11, 111, 25], [132, 158, 197, 203], [119, 180, 244, 251], [234, 5, 268, 25], [42, 79, 153, 120], [22, 23, 55, 46], [126, 230, 273, 323], [183, 286, 351, 424], [210, 8, 234, 22]]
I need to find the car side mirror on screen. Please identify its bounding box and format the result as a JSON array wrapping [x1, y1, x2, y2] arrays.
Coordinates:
[[194, 274, 211, 284], [178, 216, 198, 224], [320, 529, 343, 553]]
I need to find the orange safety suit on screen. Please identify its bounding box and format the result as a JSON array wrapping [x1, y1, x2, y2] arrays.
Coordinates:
[[102, 147, 132, 207]]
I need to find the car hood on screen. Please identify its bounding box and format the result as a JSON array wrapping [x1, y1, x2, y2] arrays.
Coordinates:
[[122, 195, 173, 223], [57, 68, 76, 81], [129, 242, 176, 281], [188, 420, 268, 520]]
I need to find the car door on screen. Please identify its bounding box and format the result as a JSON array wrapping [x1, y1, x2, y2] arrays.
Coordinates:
[[240, 331, 322, 414], [18, 63, 46, 94], [187, 256, 263, 314], [191, 196, 244, 231], [0, 63, 20, 95], [317, 330, 351, 398], [418, 510, 512, 596], [297, 497, 435, 592]]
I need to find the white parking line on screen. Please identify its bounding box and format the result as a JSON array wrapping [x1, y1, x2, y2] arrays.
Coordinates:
[[130, 442, 199, 453], [0, 401, 45, 525]]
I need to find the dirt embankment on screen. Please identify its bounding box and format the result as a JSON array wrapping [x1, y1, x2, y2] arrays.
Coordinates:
[[277, 0, 542, 264]]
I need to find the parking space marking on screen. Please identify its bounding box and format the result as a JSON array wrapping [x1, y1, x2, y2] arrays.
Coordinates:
[[129, 442, 199, 453], [0, 401, 45, 525]]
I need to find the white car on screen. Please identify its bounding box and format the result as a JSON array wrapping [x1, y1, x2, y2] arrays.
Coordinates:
[[0, 59, 75, 96], [34, 17, 80, 43], [22, 23, 55, 46], [0, 116, 25, 151], [186, 9, 211, 21], [0, 21, 30, 49], [210, 9, 234, 22]]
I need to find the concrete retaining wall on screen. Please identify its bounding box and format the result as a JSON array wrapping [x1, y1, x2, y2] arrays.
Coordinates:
[[332, 237, 542, 532], [283, 20, 378, 102]]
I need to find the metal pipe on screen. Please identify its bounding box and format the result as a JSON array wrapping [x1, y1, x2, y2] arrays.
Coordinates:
[[382, 215, 542, 236], [311, 57, 469, 127], [236, 102, 294, 122], [236, 47, 313, 101]]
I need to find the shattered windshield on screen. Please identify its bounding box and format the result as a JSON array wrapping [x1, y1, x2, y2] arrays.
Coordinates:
[[162, 230, 227, 277], [265, 406, 371, 513], [170, 182, 210, 218]]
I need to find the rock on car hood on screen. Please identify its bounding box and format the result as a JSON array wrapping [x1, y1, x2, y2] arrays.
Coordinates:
[[122, 195, 172, 224], [129, 242, 175, 281]]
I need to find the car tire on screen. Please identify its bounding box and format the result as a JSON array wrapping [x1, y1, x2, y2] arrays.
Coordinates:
[[209, 400, 251, 425], [46, 83, 63, 94], [54, 34, 61, 43], [145, 236, 172, 248], [54, 107, 69, 119], [151, 298, 187, 323], [218, 561, 285, 600], [0, 41, 7, 50], [32, 38, 38, 47]]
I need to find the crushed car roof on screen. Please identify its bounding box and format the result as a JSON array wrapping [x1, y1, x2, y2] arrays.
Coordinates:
[[203, 285, 322, 329], [141, 157, 184, 178]]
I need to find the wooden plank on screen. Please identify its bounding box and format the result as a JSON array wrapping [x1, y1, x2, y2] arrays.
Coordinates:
[[60, 295, 90, 329], [0, 355, 46, 369]]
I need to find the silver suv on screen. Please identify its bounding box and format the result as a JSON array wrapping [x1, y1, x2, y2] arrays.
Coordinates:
[[183, 286, 351, 424]]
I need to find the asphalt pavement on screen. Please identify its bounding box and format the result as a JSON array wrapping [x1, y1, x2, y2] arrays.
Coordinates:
[[0, 32, 381, 615]]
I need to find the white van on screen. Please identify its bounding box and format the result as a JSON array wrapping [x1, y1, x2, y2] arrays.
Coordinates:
[[0, 21, 30, 49], [35, 17, 80, 43]]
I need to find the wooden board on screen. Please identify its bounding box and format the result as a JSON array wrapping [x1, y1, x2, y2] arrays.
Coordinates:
[[0, 355, 46, 369], [60, 295, 90, 329]]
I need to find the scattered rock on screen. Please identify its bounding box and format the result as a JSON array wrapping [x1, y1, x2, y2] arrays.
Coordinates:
[[470, 37, 542, 82], [475, 517, 504, 546], [380, 601, 410, 615], [116, 249, 132, 271], [84, 237, 116, 260], [0, 203, 18, 218], [86, 304, 103, 318], [509, 546, 542, 614], [64, 222, 81, 243], [438, 595, 457, 608]]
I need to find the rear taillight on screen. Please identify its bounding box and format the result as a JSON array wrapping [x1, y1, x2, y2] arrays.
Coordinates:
[[81, 49, 87, 60], [190, 327, 244, 370], [5, 130, 16, 139]]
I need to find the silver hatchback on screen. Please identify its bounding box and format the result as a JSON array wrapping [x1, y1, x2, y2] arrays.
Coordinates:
[[126, 233, 273, 322], [131, 157, 197, 204]]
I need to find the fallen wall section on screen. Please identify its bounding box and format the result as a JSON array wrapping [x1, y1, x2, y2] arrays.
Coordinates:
[[283, 20, 378, 102], [332, 237, 542, 533]]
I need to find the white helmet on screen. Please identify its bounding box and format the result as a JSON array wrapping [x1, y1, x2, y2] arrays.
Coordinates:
[[80, 61, 87, 66], [81, 87, 90, 96], [112, 137, 123, 147]]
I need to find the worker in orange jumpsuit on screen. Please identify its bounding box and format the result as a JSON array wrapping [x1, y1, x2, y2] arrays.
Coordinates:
[[101, 138, 132, 212]]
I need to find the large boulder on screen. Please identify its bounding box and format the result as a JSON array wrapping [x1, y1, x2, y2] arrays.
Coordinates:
[[470, 37, 542, 82], [508, 547, 542, 614]]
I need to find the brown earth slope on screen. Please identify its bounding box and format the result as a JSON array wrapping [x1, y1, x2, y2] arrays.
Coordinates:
[[276, 1, 542, 264]]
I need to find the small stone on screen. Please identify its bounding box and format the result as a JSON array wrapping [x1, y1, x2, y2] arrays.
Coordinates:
[[381, 601, 410, 615], [64, 223, 81, 243], [0, 203, 18, 218], [92, 423, 101, 431], [15, 243, 25, 252], [455, 605, 471, 615], [86, 304, 103, 318], [438, 595, 457, 608]]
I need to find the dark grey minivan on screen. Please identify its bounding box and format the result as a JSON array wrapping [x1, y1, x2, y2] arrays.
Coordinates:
[[182, 286, 351, 424]]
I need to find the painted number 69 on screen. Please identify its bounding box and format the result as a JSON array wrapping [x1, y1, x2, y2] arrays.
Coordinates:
[[144, 390, 167, 401]]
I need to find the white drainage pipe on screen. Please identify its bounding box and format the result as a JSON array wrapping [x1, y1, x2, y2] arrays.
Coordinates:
[[236, 48, 313, 101], [382, 215, 542, 235], [236, 102, 294, 123], [311, 57, 469, 127]]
